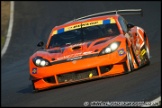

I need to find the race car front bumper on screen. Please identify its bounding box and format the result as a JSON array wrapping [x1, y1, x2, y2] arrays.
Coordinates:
[[29, 48, 127, 90]]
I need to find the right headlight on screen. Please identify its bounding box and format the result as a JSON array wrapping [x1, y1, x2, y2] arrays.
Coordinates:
[[33, 57, 51, 67], [99, 41, 121, 55]]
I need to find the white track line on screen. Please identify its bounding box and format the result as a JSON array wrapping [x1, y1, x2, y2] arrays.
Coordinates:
[[141, 96, 161, 107], [1, 1, 14, 57]]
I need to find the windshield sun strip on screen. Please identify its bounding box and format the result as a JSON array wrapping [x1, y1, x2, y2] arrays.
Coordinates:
[[52, 19, 116, 36]]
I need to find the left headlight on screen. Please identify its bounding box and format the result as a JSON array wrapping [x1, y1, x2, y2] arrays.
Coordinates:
[[99, 42, 121, 55], [33, 57, 51, 67]]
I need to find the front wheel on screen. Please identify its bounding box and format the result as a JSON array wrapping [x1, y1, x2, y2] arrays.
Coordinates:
[[31, 80, 38, 93], [126, 45, 134, 72]]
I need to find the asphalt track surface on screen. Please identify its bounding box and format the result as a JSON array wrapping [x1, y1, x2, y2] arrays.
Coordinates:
[[1, 1, 161, 107]]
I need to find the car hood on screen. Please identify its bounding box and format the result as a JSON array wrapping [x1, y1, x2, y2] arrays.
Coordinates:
[[34, 36, 117, 62]]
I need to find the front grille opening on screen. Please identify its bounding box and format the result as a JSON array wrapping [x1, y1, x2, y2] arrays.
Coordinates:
[[100, 65, 113, 74], [57, 68, 98, 83], [44, 76, 56, 83]]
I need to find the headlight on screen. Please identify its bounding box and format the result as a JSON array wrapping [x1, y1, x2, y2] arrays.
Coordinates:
[[105, 47, 112, 53], [40, 60, 46, 66], [33, 57, 50, 67], [35, 59, 41, 65], [110, 43, 118, 50], [99, 42, 120, 55]]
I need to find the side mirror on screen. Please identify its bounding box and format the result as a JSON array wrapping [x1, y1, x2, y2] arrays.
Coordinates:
[[127, 23, 135, 29], [37, 41, 44, 48]]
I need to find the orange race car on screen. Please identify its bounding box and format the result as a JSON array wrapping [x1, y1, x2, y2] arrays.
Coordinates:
[[29, 9, 151, 92]]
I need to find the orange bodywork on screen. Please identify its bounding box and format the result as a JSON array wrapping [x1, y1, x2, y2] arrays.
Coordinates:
[[29, 14, 149, 91]]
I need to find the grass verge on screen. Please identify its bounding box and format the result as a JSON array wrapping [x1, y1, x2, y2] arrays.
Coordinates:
[[1, 1, 10, 50]]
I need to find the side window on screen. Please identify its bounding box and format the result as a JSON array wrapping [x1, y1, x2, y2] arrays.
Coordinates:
[[118, 16, 128, 33]]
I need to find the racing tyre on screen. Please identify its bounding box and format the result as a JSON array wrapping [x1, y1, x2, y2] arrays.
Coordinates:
[[126, 45, 134, 72], [31, 80, 38, 93]]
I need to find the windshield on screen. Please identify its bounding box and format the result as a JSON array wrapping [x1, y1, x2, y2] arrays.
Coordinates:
[[48, 23, 120, 49]]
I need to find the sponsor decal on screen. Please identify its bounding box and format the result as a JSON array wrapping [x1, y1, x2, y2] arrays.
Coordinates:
[[57, 51, 93, 60], [118, 49, 125, 56], [67, 56, 82, 61], [32, 68, 37, 74], [82, 20, 103, 28], [64, 24, 81, 31], [140, 49, 146, 56], [140, 49, 146, 60]]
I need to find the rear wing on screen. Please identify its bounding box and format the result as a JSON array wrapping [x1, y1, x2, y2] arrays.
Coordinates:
[[66, 9, 143, 23]]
